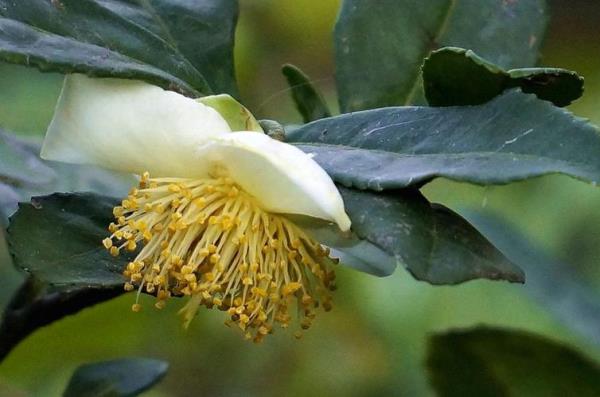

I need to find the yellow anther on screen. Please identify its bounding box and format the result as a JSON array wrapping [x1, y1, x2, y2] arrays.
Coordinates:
[[181, 265, 193, 274], [131, 303, 142, 312], [242, 277, 253, 286], [252, 287, 267, 297], [291, 239, 301, 249], [168, 184, 181, 193], [204, 272, 215, 281], [124, 283, 134, 292], [208, 244, 217, 253], [102, 238, 113, 249], [193, 197, 206, 207], [282, 282, 302, 296], [210, 254, 221, 264], [109, 246, 119, 257], [227, 186, 239, 198], [155, 300, 166, 310], [126, 240, 137, 251], [184, 274, 197, 283]]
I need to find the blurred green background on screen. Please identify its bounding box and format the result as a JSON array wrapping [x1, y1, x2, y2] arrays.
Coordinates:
[[1, 0, 600, 396]]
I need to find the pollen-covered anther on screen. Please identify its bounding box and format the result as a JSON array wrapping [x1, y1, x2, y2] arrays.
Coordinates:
[[103, 172, 337, 341]]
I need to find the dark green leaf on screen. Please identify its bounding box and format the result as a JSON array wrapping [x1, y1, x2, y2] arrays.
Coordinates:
[[288, 90, 600, 189], [465, 212, 600, 346], [339, 187, 523, 284], [7, 193, 126, 286], [334, 0, 548, 112], [1, 193, 128, 359], [282, 64, 331, 122], [0, 0, 239, 96], [427, 327, 600, 397], [63, 358, 168, 397], [423, 47, 584, 107]]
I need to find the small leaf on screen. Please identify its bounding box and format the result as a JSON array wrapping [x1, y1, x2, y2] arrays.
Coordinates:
[[63, 358, 168, 397], [427, 327, 600, 397], [288, 90, 600, 189], [334, 0, 548, 112], [0, 0, 239, 96], [282, 64, 331, 122], [423, 47, 584, 107], [465, 212, 600, 346], [339, 187, 523, 285]]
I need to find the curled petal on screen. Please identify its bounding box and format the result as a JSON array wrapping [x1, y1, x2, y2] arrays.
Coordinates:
[[199, 133, 351, 231], [41, 74, 231, 177]]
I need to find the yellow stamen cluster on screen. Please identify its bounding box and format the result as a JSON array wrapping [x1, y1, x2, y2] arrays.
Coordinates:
[[104, 171, 338, 342]]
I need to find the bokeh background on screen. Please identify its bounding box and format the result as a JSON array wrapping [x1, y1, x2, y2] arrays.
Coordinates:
[[1, 0, 599, 395]]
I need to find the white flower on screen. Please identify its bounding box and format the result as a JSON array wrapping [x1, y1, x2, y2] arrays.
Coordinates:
[[42, 74, 351, 342]]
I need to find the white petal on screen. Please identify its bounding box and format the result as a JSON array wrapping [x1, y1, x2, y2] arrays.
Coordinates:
[[198, 133, 351, 231], [41, 74, 231, 177]]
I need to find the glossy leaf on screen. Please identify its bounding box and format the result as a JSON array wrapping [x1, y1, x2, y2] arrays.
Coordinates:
[[465, 212, 600, 346], [63, 358, 168, 397], [339, 187, 523, 285], [423, 47, 584, 107], [282, 64, 331, 122], [0, 0, 239, 97], [288, 90, 600, 190], [334, 0, 548, 112], [427, 327, 600, 396]]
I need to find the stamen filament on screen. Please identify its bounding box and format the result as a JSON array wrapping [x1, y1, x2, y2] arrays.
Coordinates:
[[105, 172, 337, 342]]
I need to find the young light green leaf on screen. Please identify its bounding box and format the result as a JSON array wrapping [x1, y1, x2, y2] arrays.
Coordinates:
[[288, 90, 600, 190], [0, 0, 239, 96], [339, 187, 523, 285], [63, 358, 168, 397], [427, 327, 600, 396], [282, 64, 331, 123], [423, 47, 584, 107], [334, 0, 548, 112]]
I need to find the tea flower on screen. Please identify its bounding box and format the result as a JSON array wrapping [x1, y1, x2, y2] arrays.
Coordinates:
[[41, 75, 351, 342]]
